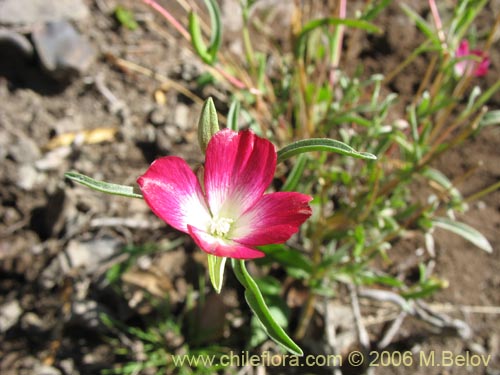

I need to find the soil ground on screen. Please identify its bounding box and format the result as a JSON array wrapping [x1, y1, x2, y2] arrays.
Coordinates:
[[0, 1, 499, 374]]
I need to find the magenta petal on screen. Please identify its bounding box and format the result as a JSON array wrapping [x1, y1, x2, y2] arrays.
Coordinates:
[[456, 40, 469, 58], [188, 226, 265, 259], [232, 192, 313, 246], [137, 156, 211, 233], [204, 129, 276, 218], [471, 51, 489, 77]]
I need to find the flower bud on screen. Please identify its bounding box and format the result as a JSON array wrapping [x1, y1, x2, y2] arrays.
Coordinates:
[[197, 97, 220, 154]]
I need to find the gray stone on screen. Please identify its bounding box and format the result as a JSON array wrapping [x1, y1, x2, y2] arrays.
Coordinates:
[[8, 137, 41, 163], [0, 0, 89, 26], [32, 20, 96, 79], [63, 237, 121, 272], [40, 237, 121, 288]]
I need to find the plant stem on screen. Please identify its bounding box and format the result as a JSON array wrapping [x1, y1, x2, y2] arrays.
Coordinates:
[[142, 0, 256, 93], [428, 0, 447, 49], [142, 0, 191, 40], [464, 181, 500, 204], [329, 0, 346, 86]]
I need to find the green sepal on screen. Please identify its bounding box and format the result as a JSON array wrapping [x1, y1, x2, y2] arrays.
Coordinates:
[[207, 254, 227, 294]]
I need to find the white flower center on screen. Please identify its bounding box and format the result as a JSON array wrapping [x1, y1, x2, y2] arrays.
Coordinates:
[[209, 217, 234, 238]]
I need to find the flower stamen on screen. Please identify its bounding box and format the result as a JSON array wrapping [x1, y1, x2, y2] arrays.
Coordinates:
[[209, 217, 234, 238]]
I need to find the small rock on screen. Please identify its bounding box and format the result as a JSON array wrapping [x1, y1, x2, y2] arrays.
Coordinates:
[[0, 0, 89, 26], [0, 29, 34, 57], [174, 104, 192, 130], [70, 300, 110, 332], [148, 105, 169, 127], [58, 359, 78, 375], [20, 312, 48, 333], [32, 20, 96, 79], [8, 137, 41, 163], [33, 364, 62, 375], [0, 300, 22, 332], [16, 164, 46, 191], [35, 147, 72, 171]]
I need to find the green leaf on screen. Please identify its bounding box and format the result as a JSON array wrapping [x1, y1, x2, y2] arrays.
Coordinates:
[[330, 114, 372, 127], [479, 110, 500, 127], [227, 99, 240, 131], [197, 97, 220, 153], [231, 259, 303, 356], [188, 0, 222, 65], [422, 168, 463, 204], [361, 0, 394, 21], [65, 172, 143, 199], [295, 17, 381, 57], [400, 4, 440, 48], [258, 244, 313, 276], [207, 255, 227, 294], [114, 6, 138, 30], [254, 276, 282, 296], [432, 217, 492, 253], [205, 0, 222, 56], [250, 305, 287, 348], [277, 138, 377, 163], [281, 154, 307, 192]]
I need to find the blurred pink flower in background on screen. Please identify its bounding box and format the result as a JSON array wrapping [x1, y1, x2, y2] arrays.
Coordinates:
[[138, 129, 312, 259], [454, 40, 490, 77]]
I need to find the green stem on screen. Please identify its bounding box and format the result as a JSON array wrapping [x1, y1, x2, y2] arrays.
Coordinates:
[[464, 181, 500, 204]]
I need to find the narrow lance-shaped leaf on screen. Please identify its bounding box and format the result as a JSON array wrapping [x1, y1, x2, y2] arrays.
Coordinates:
[[65, 172, 143, 199], [189, 12, 210, 62], [227, 99, 240, 131], [207, 255, 227, 294], [400, 4, 440, 48], [479, 110, 500, 127], [204, 0, 222, 56], [188, 0, 221, 65], [281, 153, 308, 192], [277, 138, 377, 164], [432, 217, 492, 253], [231, 259, 303, 356]]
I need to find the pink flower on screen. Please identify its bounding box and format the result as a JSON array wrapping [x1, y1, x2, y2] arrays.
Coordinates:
[[454, 40, 489, 77], [137, 129, 312, 259]]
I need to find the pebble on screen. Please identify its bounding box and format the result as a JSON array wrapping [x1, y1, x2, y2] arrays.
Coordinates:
[[16, 164, 46, 191], [70, 300, 110, 332], [0, 300, 22, 332], [20, 312, 48, 333], [8, 137, 41, 164], [0, 0, 89, 26], [174, 104, 192, 131], [33, 364, 62, 375], [148, 105, 169, 127]]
